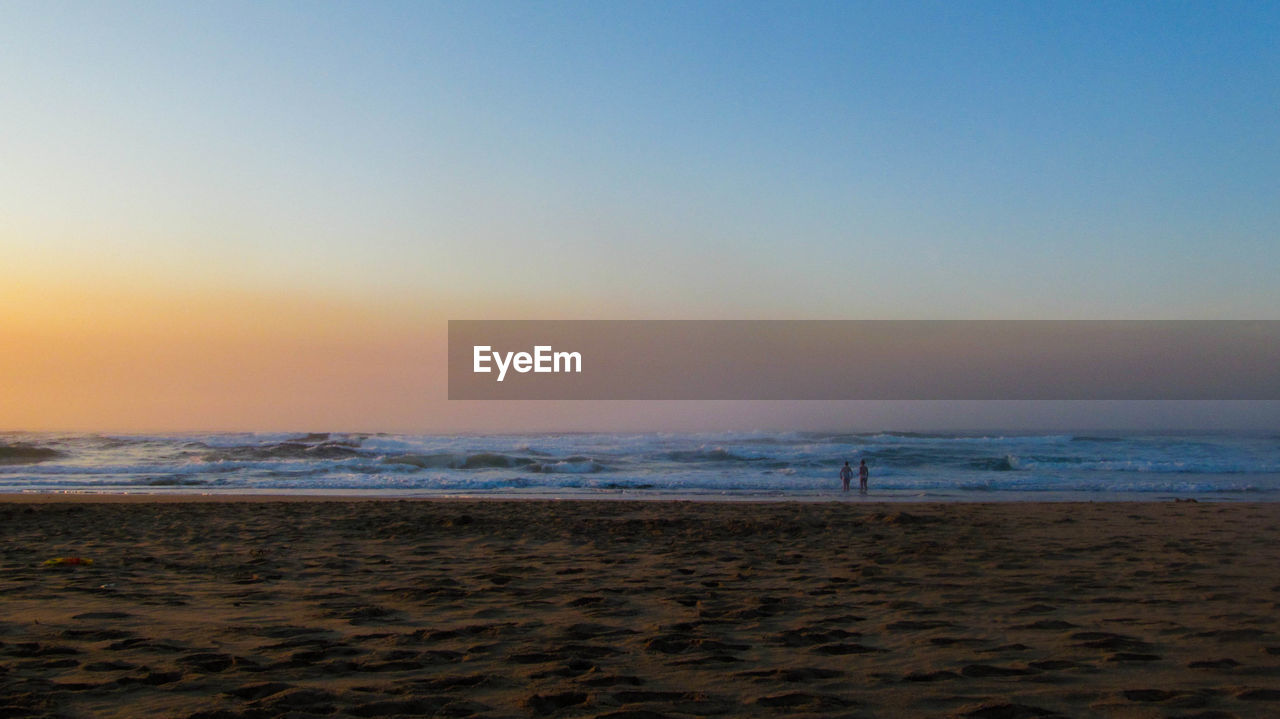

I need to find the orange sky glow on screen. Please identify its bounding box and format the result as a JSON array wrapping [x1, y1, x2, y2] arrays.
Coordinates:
[[2, 283, 443, 431]]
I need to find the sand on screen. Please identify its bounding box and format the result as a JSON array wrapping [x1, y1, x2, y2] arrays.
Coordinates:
[[2, 498, 1279, 718]]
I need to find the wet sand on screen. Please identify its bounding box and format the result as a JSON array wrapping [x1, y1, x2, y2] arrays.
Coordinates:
[[3, 498, 1279, 718]]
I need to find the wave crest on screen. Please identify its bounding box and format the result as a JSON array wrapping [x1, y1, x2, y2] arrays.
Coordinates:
[[0, 443, 63, 465]]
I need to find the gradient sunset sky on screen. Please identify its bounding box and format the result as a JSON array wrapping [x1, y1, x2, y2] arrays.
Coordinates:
[[4, 1, 1278, 432]]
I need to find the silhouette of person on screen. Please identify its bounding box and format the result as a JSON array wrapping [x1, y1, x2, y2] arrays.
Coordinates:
[[859, 459, 869, 493], [840, 461, 853, 492]]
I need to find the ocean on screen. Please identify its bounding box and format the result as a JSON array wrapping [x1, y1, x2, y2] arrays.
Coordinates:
[[2, 431, 1279, 501]]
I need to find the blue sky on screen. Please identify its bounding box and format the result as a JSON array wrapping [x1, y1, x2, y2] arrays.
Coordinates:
[[3, 1, 1278, 430]]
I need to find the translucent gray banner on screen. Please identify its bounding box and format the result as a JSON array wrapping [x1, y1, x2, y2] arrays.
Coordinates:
[[448, 320, 1280, 400]]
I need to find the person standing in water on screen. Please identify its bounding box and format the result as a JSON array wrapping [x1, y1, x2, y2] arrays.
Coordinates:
[[839, 461, 853, 492], [859, 459, 869, 493]]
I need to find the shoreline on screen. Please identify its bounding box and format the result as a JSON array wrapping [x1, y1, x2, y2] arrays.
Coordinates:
[[0, 488, 1265, 504]]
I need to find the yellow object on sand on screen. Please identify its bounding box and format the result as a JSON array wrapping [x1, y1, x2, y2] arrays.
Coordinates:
[[42, 557, 93, 566]]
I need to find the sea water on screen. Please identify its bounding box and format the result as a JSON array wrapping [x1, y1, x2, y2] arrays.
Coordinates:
[[2, 431, 1279, 501]]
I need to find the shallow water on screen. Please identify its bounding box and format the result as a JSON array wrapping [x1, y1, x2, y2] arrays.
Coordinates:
[[3, 430, 1278, 501]]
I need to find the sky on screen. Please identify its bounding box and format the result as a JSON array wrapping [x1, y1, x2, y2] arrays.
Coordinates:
[[3, 1, 1278, 432]]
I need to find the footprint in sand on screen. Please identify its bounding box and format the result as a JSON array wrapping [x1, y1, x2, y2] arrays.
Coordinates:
[[1028, 659, 1090, 671], [755, 692, 856, 710], [958, 701, 1060, 718], [902, 670, 960, 682], [524, 691, 588, 714], [532, 658, 596, 678], [82, 660, 136, 672], [1016, 620, 1077, 630], [176, 652, 249, 673], [1120, 689, 1191, 702], [887, 620, 953, 631], [254, 687, 338, 713], [61, 628, 134, 641], [671, 652, 744, 665], [1238, 688, 1280, 701], [1187, 658, 1240, 669], [1070, 631, 1155, 652], [223, 681, 293, 700], [562, 623, 638, 641], [115, 670, 181, 686], [1105, 652, 1162, 662], [736, 667, 844, 683], [812, 643, 881, 655], [71, 611, 133, 620], [580, 674, 645, 687], [9, 643, 76, 662], [774, 628, 859, 647], [348, 697, 457, 717], [1194, 628, 1272, 641], [960, 664, 1039, 678]]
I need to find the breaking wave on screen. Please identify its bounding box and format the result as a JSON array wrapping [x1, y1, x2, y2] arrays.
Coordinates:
[[0, 430, 1276, 498], [0, 443, 63, 465]]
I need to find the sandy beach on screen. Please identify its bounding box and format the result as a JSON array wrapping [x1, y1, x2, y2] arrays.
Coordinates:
[[3, 498, 1279, 718]]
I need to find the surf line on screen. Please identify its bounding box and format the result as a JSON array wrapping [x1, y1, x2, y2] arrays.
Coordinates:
[[473, 345, 583, 382]]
